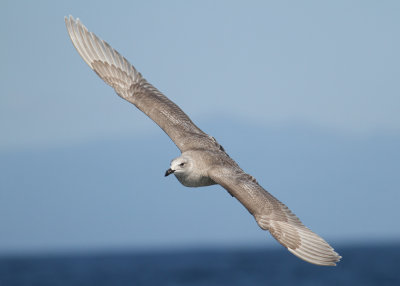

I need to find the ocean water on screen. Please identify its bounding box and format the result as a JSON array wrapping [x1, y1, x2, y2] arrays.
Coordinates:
[[0, 244, 399, 286]]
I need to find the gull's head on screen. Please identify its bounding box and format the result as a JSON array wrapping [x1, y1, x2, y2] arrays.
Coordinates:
[[165, 156, 191, 177]]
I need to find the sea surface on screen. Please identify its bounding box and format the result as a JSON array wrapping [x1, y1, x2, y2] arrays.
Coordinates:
[[0, 244, 399, 286]]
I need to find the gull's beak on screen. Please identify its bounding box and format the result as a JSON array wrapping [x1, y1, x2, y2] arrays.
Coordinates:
[[165, 168, 174, 177]]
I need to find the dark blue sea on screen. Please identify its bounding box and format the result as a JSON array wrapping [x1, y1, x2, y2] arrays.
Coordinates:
[[0, 244, 399, 286]]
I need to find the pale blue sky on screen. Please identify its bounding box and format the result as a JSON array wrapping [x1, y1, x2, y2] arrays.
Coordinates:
[[1, 0, 399, 254]]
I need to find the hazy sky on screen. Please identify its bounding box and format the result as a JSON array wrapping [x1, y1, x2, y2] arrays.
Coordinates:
[[1, 1, 399, 254]]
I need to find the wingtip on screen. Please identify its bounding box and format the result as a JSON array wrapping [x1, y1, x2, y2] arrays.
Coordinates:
[[329, 256, 341, 267], [332, 250, 342, 265], [335, 254, 343, 265], [64, 15, 80, 25], [287, 244, 342, 266]]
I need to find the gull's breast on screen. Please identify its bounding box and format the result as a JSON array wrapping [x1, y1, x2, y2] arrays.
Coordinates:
[[174, 172, 216, 188]]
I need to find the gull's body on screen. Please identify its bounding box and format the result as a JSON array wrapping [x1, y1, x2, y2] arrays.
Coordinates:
[[65, 16, 341, 266]]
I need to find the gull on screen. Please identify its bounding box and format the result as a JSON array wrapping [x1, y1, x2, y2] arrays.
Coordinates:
[[65, 15, 341, 266]]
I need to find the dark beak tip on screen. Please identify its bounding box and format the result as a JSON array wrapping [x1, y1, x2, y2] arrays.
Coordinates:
[[165, 168, 174, 177]]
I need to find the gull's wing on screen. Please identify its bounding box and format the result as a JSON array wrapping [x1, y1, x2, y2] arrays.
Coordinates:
[[208, 165, 341, 266], [65, 16, 221, 153]]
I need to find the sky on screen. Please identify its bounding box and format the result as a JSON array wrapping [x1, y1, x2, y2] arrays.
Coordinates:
[[1, 0, 399, 255]]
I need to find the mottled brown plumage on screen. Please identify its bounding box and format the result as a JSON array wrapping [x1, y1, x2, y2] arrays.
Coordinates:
[[65, 15, 341, 266]]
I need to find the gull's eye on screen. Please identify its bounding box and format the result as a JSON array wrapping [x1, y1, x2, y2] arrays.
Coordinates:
[[179, 162, 185, 167]]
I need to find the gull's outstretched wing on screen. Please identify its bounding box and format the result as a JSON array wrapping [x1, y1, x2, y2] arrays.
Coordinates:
[[65, 16, 221, 153], [208, 165, 341, 266]]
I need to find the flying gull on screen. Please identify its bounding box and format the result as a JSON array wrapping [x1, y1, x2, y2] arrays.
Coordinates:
[[65, 16, 341, 266]]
